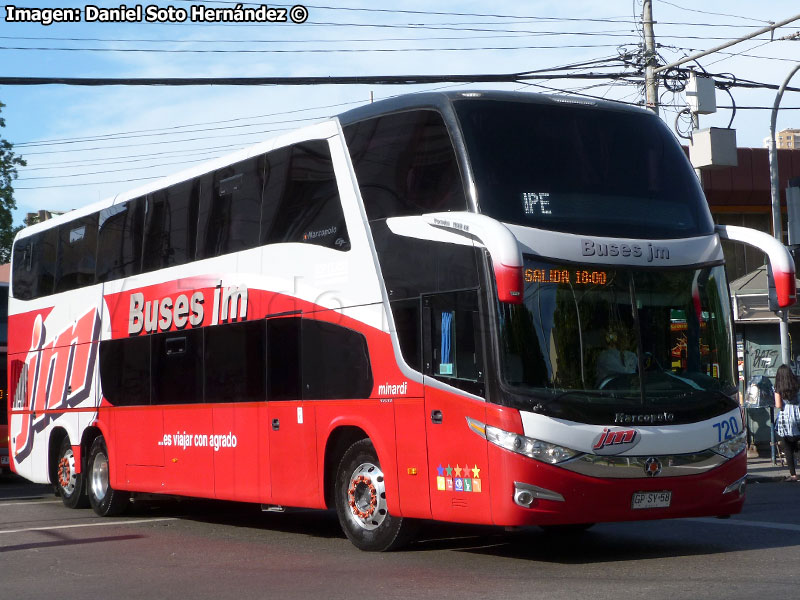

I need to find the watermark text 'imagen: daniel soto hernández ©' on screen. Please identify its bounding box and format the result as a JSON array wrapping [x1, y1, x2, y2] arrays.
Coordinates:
[[5, 4, 309, 26]]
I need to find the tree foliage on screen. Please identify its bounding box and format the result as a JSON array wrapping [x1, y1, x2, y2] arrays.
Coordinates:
[[0, 100, 25, 263]]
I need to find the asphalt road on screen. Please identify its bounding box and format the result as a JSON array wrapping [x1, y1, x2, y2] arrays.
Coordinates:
[[1, 472, 799, 600]]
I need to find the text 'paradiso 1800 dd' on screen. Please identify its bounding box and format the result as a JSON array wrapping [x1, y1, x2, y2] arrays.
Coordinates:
[[6, 91, 795, 550]]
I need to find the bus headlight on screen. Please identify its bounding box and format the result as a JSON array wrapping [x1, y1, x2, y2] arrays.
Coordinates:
[[711, 431, 747, 459], [467, 417, 581, 464]]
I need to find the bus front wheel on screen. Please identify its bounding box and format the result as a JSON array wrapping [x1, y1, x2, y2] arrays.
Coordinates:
[[87, 436, 130, 517], [334, 439, 415, 551]]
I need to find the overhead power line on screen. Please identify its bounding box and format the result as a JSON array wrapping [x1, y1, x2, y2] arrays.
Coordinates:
[[14, 114, 327, 147], [656, 0, 773, 24], [654, 12, 800, 73], [14, 176, 160, 190], [14, 98, 366, 146], [169, 1, 780, 27], [0, 32, 783, 45], [0, 42, 631, 53], [0, 71, 634, 87]]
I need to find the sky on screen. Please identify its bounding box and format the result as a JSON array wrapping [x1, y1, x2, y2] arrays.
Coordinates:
[[1, 0, 799, 225]]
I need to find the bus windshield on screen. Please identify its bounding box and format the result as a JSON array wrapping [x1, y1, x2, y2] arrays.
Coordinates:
[[454, 98, 713, 239], [497, 258, 738, 422]]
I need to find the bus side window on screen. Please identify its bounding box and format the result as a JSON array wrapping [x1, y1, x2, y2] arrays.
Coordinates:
[[301, 319, 373, 400], [12, 240, 34, 300], [267, 317, 301, 401], [96, 198, 146, 282], [150, 328, 203, 405], [54, 213, 98, 294], [262, 141, 350, 252], [204, 321, 266, 403], [390, 298, 422, 372], [197, 155, 265, 260], [99, 335, 151, 406], [265, 316, 373, 401], [0, 288, 7, 346], [423, 290, 484, 396], [143, 179, 200, 272], [10, 359, 27, 410], [343, 109, 468, 221], [12, 229, 58, 300]]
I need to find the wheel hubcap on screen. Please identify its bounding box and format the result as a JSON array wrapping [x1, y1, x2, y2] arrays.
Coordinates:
[[58, 450, 77, 495], [346, 462, 387, 531], [90, 451, 109, 502]]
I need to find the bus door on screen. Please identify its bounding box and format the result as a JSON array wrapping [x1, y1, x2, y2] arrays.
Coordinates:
[[155, 328, 213, 496], [422, 290, 491, 523], [266, 315, 319, 508], [207, 320, 270, 503]]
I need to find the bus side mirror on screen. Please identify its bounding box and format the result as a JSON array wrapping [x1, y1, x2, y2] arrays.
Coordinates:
[[716, 224, 797, 309], [386, 212, 524, 305], [421, 213, 523, 305]]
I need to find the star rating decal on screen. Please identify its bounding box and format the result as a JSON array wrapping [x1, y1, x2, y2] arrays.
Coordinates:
[[433, 461, 482, 493]]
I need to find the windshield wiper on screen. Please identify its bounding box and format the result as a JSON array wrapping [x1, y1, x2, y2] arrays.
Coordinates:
[[530, 389, 639, 413]]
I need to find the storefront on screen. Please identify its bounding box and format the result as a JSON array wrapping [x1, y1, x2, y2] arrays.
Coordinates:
[[731, 266, 800, 447]]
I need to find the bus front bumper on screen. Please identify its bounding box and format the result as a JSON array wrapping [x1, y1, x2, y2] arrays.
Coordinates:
[[487, 446, 747, 527]]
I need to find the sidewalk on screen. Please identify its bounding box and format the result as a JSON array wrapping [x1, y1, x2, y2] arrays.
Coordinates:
[[747, 451, 793, 483]]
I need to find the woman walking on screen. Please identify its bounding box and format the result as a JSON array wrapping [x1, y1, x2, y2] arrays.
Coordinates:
[[774, 364, 800, 481]]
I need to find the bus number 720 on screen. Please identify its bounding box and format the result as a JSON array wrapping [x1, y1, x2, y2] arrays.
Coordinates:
[[713, 417, 740, 443]]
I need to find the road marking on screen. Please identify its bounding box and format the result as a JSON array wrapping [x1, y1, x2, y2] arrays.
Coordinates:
[[0, 500, 62, 506], [687, 517, 800, 532], [0, 496, 57, 502], [0, 517, 178, 535]]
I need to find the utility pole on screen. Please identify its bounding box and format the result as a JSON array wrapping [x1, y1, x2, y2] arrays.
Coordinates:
[[769, 64, 800, 368], [642, 0, 658, 114]]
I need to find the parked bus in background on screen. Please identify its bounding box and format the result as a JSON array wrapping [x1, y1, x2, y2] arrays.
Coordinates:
[[6, 91, 795, 550], [1, 276, 8, 473]]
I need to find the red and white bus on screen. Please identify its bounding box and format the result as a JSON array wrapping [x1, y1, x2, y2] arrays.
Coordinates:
[[0, 280, 8, 472], [6, 91, 795, 550]]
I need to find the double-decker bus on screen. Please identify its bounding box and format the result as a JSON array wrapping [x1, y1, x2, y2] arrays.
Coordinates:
[[0, 280, 7, 473], [6, 91, 795, 550]]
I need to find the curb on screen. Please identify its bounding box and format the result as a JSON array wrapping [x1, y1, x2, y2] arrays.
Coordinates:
[[747, 475, 786, 483]]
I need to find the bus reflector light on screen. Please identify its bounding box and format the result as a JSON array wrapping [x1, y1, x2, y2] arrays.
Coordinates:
[[494, 264, 523, 304], [772, 268, 797, 308], [722, 475, 747, 496]]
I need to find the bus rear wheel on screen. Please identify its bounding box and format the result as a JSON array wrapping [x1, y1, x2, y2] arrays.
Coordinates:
[[334, 439, 415, 551], [56, 437, 88, 509], [87, 436, 130, 517]]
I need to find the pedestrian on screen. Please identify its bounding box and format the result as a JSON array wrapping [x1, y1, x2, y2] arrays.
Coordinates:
[[774, 364, 800, 481]]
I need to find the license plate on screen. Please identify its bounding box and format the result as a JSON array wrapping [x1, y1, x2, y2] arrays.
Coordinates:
[[631, 490, 671, 509]]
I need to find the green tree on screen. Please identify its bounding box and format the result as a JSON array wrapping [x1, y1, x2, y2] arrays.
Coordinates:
[[0, 100, 26, 263]]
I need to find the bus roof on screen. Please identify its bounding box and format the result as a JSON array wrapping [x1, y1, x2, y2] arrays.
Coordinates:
[[337, 90, 649, 127]]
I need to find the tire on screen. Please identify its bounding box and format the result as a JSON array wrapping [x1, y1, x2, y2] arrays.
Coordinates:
[[55, 437, 89, 509], [334, 439, 416, 551], [87, 436, 130, 517]]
